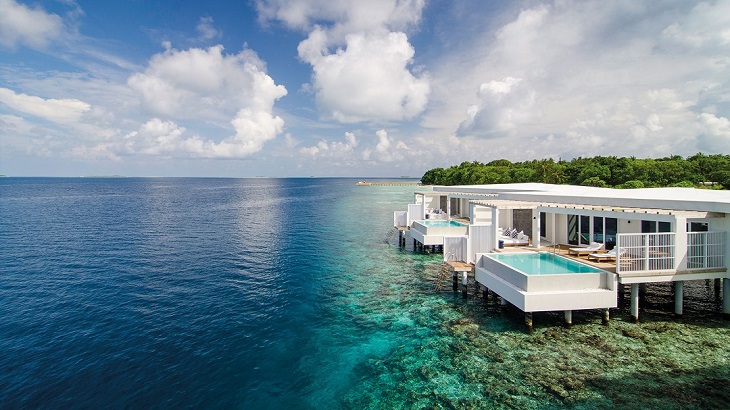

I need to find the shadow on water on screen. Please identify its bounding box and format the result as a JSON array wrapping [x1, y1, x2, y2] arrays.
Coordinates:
[[584, 365, 730, 409]]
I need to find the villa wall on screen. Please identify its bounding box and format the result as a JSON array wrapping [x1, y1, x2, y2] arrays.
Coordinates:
[[513, 209, 532, 238], [620, 219, 641, 234]]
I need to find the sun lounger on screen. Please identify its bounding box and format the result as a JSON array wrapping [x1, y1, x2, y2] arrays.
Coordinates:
[[568, 242, 604, 256], [587, 248, 623, 261]]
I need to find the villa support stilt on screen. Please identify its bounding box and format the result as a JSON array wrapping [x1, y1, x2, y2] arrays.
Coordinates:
[[630, 284, 640, 322], [602, 309, 610, 325], [525, 312, 533, 333], [675, 281, 684, 316], [481, 285, 488, 301], [715, 278, 722, 301], [500, 296, 507, 306], [461, 271, 468, 298], [452, 271, 458, 291], [722, 278, 730, 316], [564, 310, 572, 326]]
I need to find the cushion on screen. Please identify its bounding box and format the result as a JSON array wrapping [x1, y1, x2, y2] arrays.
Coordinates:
[[511, 229, 519, 238]]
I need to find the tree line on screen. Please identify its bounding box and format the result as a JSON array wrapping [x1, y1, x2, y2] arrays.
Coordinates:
[[420, 153, 730, 189]]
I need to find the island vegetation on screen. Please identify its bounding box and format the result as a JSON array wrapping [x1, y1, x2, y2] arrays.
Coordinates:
[[421, 153, 730, 189]]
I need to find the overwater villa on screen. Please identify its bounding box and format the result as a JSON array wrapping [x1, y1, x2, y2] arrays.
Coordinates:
[[392, 183, 729, 328]]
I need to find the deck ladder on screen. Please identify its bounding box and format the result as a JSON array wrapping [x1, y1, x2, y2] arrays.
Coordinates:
[[384, 227, 397, 243]]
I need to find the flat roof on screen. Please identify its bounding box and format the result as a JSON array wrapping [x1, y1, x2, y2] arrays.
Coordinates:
[[430, 183, 730, 214], [471, 199, 720, 219]]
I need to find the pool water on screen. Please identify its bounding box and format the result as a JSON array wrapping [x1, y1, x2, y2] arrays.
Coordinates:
[[489, 252, 603, 275], [419, 220, 466, 228]]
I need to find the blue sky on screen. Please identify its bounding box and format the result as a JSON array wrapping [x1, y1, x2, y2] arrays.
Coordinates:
[[1, 0, 729, 177]]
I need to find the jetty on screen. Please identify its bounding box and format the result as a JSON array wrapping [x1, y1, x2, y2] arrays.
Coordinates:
[[357, 181, 422, 186]]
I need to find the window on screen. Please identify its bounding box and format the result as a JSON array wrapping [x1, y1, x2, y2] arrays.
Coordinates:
[[689, 222, 709, 232], [605, 218, 617, 250], [642, 220, 672, 233], [580, 215, 590, 245], [568, 215, 579, 245], [594, 216, 604, 243]]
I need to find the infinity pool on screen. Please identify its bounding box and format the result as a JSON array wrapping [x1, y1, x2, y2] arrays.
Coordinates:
[[419, 220, 466, 228], [488, 253, 603, 275]]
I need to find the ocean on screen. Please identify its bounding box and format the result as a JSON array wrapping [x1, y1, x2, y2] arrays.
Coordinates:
[[1, 177, 728, 409]]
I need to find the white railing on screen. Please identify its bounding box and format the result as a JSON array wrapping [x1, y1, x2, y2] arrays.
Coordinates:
[[393, 211, 407, 227], [407, 203, 423, 226], [469, 224, 493, 264], [687, 231, 726, 270], [617, 233, 675, 273]]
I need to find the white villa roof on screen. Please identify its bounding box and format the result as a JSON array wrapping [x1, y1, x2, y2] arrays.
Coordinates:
[[471, 199, 719, 219], [431, 183, 730, 214]]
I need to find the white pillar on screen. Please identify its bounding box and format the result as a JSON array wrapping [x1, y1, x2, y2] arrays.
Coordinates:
[[532, 208, 541, 248], [674, 216, 687, 271], [675, 280, 684, 315], [492, 207, 500, 250], [630, 284, 639, 321], [550, 213, 556, 246], [564, 310, 573, 325]]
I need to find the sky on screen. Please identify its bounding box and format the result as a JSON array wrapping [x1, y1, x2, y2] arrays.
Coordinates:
[[1, 0, 729, 177]]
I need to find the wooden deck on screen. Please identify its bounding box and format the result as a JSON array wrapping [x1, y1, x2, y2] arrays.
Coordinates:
[[445, 261, 474, 272]]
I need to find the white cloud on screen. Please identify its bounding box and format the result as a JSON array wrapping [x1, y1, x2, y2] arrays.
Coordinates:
[[0, 87, 91, 123], [0, 0, 63, 48], [197, 16, 221, 41], [127, 45, 287, 157], [260, 0, 430, 123], [427, 0, 730, 160], [697, 113, 730, 153], [362, 129, 408, 162], [457, 77, 539, 138], [256, 0, 424, 33], [299, 29, 430, 122], [299, 131, 358, 157]]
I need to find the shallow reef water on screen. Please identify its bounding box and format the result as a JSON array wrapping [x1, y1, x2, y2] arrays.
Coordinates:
[[327, 185, 730, 409]]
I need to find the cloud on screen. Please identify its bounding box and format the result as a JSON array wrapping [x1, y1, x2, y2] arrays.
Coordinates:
[[457, 77, 539, 138], [197, 16, 221, 41], [0, 0, 63, 48], [428, 0, 730, 160], [697, 113, 730, 153], [259, 0, 430, 123], [127, 45, 287, 157], [77, 114, 287, 159], [256, 0, 424, 33], [0, 87, 91, 123], [362, 129, 408, 162], [299, 131, 358, 156], [299, 29, 430, 122]]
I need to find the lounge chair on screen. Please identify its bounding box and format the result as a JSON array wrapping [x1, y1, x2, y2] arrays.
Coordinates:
[[568, 242, 604, 256], [587, 248, 623, 261]]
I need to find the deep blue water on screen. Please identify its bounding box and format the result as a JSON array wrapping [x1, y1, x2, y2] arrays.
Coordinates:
[[0, 178, 428, 408], [2, 178, 729, 409]]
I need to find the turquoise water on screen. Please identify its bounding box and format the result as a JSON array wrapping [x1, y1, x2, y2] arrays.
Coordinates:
[[1, 178, 729, 408], [490, 252, 604, 275], [419, 220, 466, 227]]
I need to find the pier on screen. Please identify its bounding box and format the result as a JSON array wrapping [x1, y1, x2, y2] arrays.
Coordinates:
[[356, 181, 422, 186]]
